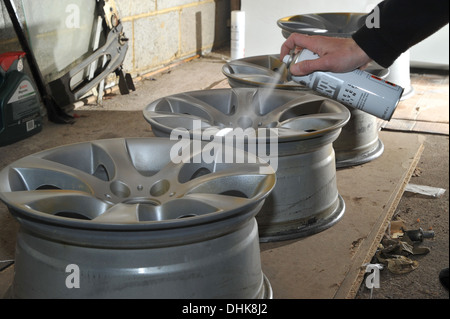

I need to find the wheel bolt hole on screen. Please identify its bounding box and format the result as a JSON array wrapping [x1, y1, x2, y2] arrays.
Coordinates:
[[110, 180, 131, 198], [150, 179, 170, 197]]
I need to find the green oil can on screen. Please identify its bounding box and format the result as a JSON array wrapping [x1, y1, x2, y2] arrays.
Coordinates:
[[0, 51, 43, 146]]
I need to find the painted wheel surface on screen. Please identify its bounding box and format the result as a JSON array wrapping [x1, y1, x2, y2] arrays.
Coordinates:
[[0, 137, 275, 298], [144, 88, 350, 241]]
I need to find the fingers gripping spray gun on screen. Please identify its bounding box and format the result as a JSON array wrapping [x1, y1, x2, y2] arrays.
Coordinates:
[[282, 49, 404, 121]]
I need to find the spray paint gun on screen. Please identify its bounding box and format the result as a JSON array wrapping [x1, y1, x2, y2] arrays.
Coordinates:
[[282, 49, 404, 121]]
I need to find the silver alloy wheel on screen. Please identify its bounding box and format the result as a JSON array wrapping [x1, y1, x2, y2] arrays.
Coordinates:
[[277, 12, 367, 38], [223, 55, 387, 168], [222, 54, 307, 90], [0, 137, 275, 299], [334, 107, 385, 168], [144, 88, 351, 242]]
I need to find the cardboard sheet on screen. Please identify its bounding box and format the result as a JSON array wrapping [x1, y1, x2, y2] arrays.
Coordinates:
[[260, 131, 425, 299]]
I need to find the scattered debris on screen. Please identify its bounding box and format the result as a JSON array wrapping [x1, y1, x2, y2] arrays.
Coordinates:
[[389, 220, 405, 238], [373, 222, 434, 275], [412, 167, 423, 177], [404, 228, 435, 242], [405, 183, 446, 198], [103, 93, 117, 100], [380, 255, 419, 274]]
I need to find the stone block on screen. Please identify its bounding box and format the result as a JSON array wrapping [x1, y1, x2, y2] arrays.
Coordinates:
[[116, 0, 156, 18], [121, 20, 134, 72], [180, 2, 215, 55], [133, 11, 179, 72], [157, 0, 199, 11]]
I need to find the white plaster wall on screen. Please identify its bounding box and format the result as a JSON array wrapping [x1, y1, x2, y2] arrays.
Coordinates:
[[241, 0, 448, 67]]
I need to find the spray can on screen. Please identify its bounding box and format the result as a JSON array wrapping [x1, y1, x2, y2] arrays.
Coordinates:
[[282, 49, 404, 121]]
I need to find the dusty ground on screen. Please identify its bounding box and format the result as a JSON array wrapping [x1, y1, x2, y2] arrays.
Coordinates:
[[355, 133, 449, 299]]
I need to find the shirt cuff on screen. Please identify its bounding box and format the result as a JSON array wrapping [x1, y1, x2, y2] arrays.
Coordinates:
[[352, 27, 404, 68]]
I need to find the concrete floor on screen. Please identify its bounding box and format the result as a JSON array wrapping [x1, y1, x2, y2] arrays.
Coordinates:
[[0, 49, 448, 299]]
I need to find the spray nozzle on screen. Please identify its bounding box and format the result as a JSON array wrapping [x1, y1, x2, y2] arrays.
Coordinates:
[[281, 53, 296, 82], [282, 54, 293, 66], [282, 51, 297, 68]]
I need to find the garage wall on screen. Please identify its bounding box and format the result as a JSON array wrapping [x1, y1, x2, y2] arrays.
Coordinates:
[[0, 0, 230, 80], [241, 0, 449, 68], [241, 0, 380, 57], [116, 0, 230, 77]]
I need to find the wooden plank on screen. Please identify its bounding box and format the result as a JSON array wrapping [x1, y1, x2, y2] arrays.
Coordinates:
[[260, 131, 425, 299], [391, 73, 449, 123], [376, 73, 449, 135], [378, 119, 449, 135], [0, 113, 425, 299], [335, 133, 425, 299]]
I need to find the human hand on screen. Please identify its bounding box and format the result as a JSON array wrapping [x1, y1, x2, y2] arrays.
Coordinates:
[[280, 33, 373, 75]]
